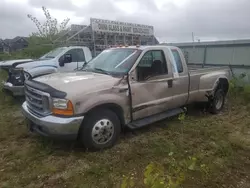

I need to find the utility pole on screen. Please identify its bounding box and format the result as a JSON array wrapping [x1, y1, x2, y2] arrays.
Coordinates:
[[192, 32, 195, 51]]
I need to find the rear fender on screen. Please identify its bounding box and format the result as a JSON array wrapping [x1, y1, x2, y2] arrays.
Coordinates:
[[211, 76, 229, 96], [199, 72, 229, 100], [202, 76, 229, 98], [199, 71, 228, 90]]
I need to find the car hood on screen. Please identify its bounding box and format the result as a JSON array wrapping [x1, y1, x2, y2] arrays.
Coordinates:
[[0, 59, 33, 67], [34, 71, 122, 97], [16, 59, 56, 71]]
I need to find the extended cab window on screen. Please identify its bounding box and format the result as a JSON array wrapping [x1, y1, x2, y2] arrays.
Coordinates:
[[171, 49, 183, 73], [137, 50, 168, 81]]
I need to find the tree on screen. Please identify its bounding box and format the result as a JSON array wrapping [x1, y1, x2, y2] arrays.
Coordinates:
[[27, 6, 70, 42]]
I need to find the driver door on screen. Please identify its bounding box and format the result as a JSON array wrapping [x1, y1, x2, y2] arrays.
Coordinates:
[[58, 48, 86, 72], [130, 50, 175, 120]]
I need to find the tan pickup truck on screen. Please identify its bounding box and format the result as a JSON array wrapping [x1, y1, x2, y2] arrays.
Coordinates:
[[22, 45, 231, 150]]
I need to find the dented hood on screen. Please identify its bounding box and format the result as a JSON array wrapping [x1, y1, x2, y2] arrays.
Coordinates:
[[34, 71, 121, 97]]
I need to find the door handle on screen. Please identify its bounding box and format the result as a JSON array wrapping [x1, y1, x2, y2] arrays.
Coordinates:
[[168, 79, 173, 88]]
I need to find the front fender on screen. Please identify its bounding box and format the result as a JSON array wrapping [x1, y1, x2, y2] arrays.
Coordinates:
[[79, 93, 127, 113], [26, 66, 58, 78], [74, 92, 129, 123]]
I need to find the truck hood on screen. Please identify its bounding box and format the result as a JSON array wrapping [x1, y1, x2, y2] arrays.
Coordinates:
[[16, 59, 56, 71], [34, 71, 121, 97], [0, 58, 33, 67]]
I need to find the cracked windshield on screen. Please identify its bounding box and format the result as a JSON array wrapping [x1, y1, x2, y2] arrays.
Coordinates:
[[83, 48, 141, 75]]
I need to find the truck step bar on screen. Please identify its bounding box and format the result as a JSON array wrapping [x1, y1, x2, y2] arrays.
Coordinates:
[[127, 108, 184, 129]]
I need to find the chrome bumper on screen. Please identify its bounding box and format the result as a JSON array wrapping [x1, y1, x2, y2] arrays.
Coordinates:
[[3, 82, 24, 96], [21, 102, 84, 140]]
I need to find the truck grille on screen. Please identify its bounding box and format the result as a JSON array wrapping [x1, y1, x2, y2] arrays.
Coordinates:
[[25, 85, 51, 116]]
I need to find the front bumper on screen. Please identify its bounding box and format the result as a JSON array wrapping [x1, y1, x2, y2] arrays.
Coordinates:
[[21, 102, 84, 140], [3, 82, 24, 96]]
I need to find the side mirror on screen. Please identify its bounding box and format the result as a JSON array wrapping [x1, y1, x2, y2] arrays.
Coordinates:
[[129, 69, 137, 81], [59, 54, 72, 67], [59, 59, 65, 67]]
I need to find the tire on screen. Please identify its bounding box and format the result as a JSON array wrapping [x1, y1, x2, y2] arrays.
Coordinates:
[[210, 88, 225, 114], [79, 109, 121, 150]]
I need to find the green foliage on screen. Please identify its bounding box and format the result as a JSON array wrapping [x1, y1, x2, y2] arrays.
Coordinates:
[[121, 154, 204, 188], [27, 6, 70, 42], [229, 73, 250, 101], [21, 45, 54, 59], [0, 45, 53, 61], [143, 163, 167, 188], [178, 112, 186, 122], [243, 85, 250, 100], [28, 35, 53, 46], [121, 173, 135, 188], [0, 52, 27, 61]]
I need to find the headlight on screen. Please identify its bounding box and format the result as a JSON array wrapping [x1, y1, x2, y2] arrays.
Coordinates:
[[53, 98, 68, 109], [52, 98, 74, 116]]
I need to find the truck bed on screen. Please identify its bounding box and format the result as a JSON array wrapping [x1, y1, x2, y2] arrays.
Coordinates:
[[188, 64, 230, 75]]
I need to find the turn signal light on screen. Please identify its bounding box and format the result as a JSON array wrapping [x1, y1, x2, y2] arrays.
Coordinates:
[[52, 100, 74, 116]]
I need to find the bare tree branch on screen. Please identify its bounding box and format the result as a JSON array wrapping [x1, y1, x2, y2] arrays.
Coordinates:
[[27, 6, 70, 42]]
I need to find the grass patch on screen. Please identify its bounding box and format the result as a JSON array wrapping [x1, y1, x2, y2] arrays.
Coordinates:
[[0, 70, 250, 187]]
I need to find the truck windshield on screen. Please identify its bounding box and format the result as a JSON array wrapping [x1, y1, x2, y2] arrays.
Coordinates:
[[83, 48, 142, 75], [39, 47, 66, 59]]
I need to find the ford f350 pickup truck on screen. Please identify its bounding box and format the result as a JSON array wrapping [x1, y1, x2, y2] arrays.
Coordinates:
[[2, 46, 92, 96], [21, 45, 231, 150]]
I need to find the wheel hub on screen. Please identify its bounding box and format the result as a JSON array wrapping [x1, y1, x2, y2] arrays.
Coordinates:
[[91, 119, 114, 145]]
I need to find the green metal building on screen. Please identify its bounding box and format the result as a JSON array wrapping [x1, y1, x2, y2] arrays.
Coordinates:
[[163, 39, 250, 82]]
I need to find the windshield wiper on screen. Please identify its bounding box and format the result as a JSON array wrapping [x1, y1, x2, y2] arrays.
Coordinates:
[[93, 68, 111, 75], [78, 67, 111, 75]]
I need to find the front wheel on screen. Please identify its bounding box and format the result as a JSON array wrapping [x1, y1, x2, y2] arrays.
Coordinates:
[[79, 109, 121, 150], [210, 88, 226, 114]]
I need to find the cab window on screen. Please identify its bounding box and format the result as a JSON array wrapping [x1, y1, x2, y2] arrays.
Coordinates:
[[171, 49, 183, 73], [137, 50, 168, 81], [59, 48, 85, 62]]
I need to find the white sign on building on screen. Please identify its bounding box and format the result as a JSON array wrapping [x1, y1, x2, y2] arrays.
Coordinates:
[[90, 18, 154, 36], [71, 24, 87, 31]]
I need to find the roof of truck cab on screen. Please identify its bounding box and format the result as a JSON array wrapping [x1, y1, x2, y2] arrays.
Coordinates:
[[110, 45, 173, 50], [66, 46, 89, 49]]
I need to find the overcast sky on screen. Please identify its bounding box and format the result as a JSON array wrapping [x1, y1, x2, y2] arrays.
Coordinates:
[[1, 0, 250, 42]]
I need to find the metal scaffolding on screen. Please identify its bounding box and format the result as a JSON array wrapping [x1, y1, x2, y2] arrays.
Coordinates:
[[56, 18, 158, 56]]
